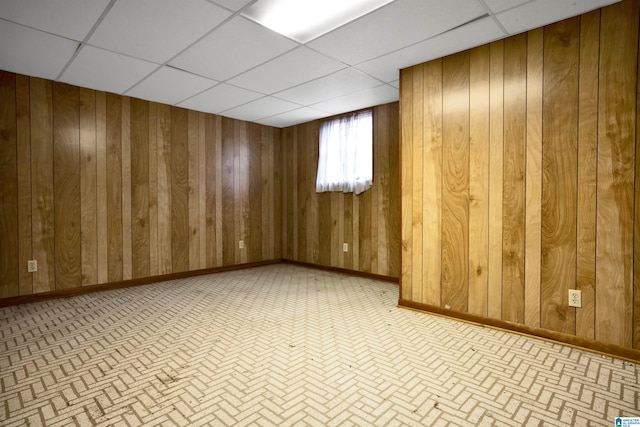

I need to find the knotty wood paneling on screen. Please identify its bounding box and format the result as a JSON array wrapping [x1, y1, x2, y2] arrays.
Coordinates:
[[400, 0, 640, 352], [281, 102, 400, 278], [0, 72, 281, 300], [0, 71, 18, 298]]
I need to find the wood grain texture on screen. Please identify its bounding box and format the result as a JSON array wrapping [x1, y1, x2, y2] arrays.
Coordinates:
[[198, 113, 207, 268], [502, 34, 527, 324], [636, 5, 640, 349], [541, 18, 580, 335], [441, 52, 470, 312], [121, 97, 132, 281], [16, 75, 32, 296], [30, 77, 55, 293], [387, 103, 400, 279], [214, 116, 223, 267], [188, 109, 200, 270], [595, 0, 638, 348], [131, 98, 150, 279], [96, 91, 108, 284], [488, 41, 504, 319], [80, 88, 97, 287], [205, 114, 217, 268], [157, 104, 171, 274], [468, 45, 490, 316], [376, 104, 390, 275], [106, 93, 122, 282], [524, 28, 543, 329], [400, 68, 414, 299], [576, 11, 600, 340], [171, 107, 189, 273], [411, 64, 424, 302], [221, 118, 235, 266], [0, 71, 19, 298], [148, 102, 158, 276], [248, 123, 262, 263], [53, 82, 81, 290]]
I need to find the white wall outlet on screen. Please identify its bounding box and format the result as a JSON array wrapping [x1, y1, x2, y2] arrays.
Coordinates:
[[568, 289, 582, 308], [343, 243, 349, 252], [27, 260, 37, 273], [239, 240, 244, 249]]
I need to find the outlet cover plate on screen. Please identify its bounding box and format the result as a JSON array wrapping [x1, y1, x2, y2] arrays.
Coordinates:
[[27, 260, 37, 273], [568, 289, 582, 308]]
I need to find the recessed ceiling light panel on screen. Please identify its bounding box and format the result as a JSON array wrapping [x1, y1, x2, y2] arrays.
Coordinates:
[[242, 0, 394, 43]]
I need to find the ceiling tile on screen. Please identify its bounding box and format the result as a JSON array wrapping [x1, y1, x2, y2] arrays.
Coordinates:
[[222, 96, 300, 122], [178, 83, 264, 114], [355, 16, 505, 82], [497, 0, 620, 34], [311, 84, 398, 114], [170, 17, 297, 81], [210, 0, 255, 11], [275, 68, 381, 106], [0, 0, 111, 41], [59, 45, 158, 95], [89, 0, 231, 64], [482, 0, 530, 14], [388, 80, 399, 89], [126, 66, 217, 105], [0, 20, 78, 80], [256, 107, 333, 128], [228, 47, 345, 94], [308, 0, 486, 65]]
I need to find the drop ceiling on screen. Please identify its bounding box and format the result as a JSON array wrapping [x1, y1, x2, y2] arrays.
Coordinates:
[[0, 0, 619, 128]]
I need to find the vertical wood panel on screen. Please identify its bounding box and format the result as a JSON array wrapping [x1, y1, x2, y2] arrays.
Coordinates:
[[400, 68, 414, 298], [239, 122, 249, 264], [188, 110, 200, 270], [422, 60, 443, 307], [157, 104, 171, 274], [441, 52, 470, 312], [307, 124, 320, 265], [636, 4, 640, 349], [96, 91, 108, 284], [273, 128, 282, 259], [525, 28, 543, 329], [502, 34, 527, 324], [261, 127, 271, 259], [16, 75, 32, 295], [222, 118, 235, 266], [576, 11, 600, 339], [106, 93, 122, 282], [80, 88, 97, 287], [359, 186, 372, 273], [248, 123, 262, 263], [171, 107, 189, 273], [488, 41, 504, 319], [411, 64, 424, 302], [595, 0, 638, 347], [468, 45, 490, 316], [205, 114, 217, 267], [376, 104, 390, 275], [53, 82, 81, 290], [388, 103, 400, 279], [0, 71, 19, 298], [131, 98, 149, 279], [214, 116, 223, 267], [541, 18, 580, 335], [121, 97, 132, 281], [198, 113, 207, 268], [148, 102, 158, 276]]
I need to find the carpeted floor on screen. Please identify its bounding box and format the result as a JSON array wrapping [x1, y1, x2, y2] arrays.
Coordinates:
[[0, 264, 637, 426]]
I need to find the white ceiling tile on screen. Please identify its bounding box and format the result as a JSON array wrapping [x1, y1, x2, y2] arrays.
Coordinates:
[[170, 17, 297, 81], [89, 0, 231, 64], [307, 0, 486, 65], [388, 80, 399, 89], [482, 0, 531, 14], [210, 0, 255, 11], [178, 83, 264, 114], [0, 0, 111, 41], [311, 84, 398, 115], [497, 0, 620, 34], [222, 96, 300, 121], [275, 68, 381, 106], [256, 107, 333, 128], [355, 16, 505, 82], [126, 66, 217, 105], [0, 20, 78, 80], [228, 47, 345, 94], [59, 45, 158, 95]]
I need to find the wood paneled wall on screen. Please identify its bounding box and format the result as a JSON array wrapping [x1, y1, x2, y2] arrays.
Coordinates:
[[281, 103, 400, 278], [0, 73, 281, 298], [400, 0, 640, 350]]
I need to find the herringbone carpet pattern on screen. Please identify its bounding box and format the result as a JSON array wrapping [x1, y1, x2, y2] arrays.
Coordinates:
[[0, 264, 637, 426]]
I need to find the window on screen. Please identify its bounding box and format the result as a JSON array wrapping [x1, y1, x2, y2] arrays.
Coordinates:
[[315, 110, 372, 195]]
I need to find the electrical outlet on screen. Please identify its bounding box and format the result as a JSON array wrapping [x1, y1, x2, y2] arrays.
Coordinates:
[[568, 289, 582, 308], [239, 240, 244, 249], [343, 243, 349, 252], [27, 260, 37, 273]]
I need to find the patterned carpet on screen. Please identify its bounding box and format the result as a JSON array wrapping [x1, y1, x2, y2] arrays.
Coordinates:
[[0, 264, 637, 426]]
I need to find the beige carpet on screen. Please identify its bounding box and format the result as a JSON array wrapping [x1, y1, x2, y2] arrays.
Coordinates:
[[0, 264, 637, 426]]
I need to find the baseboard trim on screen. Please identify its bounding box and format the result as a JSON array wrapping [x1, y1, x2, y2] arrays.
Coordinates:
[[0, 260, 281, 308], [282, 259, 399, 284], [398, 299, 640, 364]]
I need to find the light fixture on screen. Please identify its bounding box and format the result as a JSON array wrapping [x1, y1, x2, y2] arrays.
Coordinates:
[[242, 0, 394, 43]]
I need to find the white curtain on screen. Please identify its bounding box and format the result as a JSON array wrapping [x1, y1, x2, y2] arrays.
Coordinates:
[[316, 110, 372, 195]]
